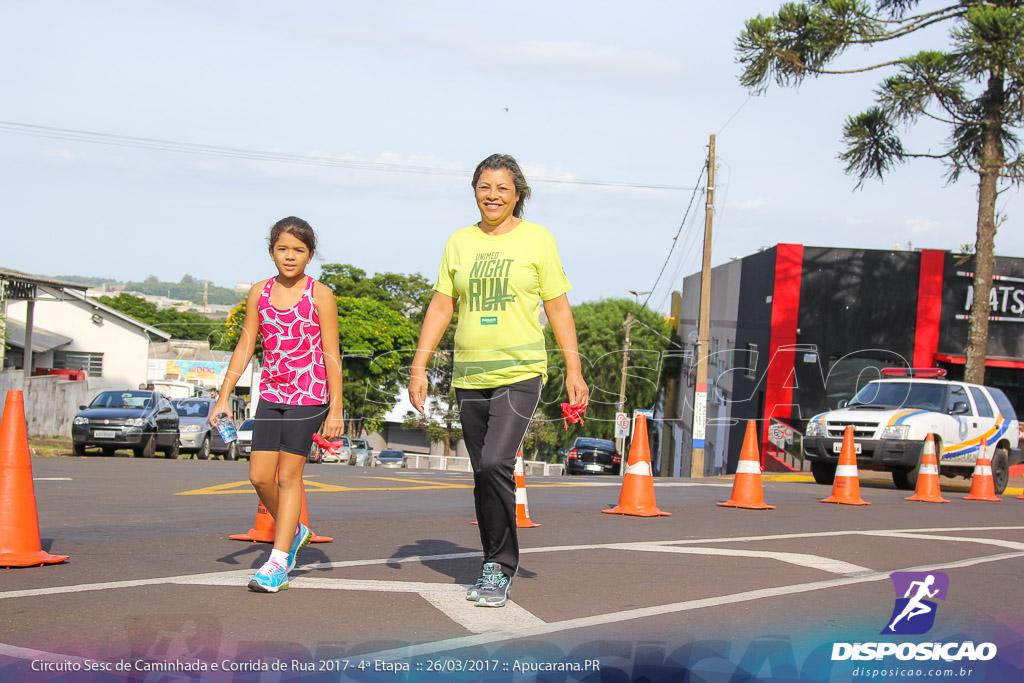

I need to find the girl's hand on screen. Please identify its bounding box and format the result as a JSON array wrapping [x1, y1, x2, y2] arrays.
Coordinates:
[[323, 416, 345, 439], [565, 370, 589, 408], [208, 400, 230, 428], [409, 370, 428, 414]]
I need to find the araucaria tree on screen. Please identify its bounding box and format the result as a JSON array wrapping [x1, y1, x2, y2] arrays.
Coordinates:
[[737, 1, 1024, 383]]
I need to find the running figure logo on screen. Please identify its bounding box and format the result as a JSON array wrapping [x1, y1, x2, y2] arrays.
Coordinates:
[[882, 571, 949, 635]]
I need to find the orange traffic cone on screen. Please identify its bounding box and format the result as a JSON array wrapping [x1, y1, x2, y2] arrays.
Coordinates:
[[471, 449, 541, 528], [602, 414, 671, 517], [514, 450, 540, 527], [0, 390, 68, 567], [905, 434, 949, 503], [717, 420, 775, 510], [821, 425, 870, 505], [963, 443, 1001, 502], [230, 478, 333, 542]]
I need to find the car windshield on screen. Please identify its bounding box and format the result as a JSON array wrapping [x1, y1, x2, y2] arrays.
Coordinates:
[[576, 438, 616, 450], [848, 382, 946, 411], [239, 419, 255, 431], [90, 391, 153, 409], [380, 450, 401, 457], [351, 439, 367, 449], [175, 400, 210, 418]]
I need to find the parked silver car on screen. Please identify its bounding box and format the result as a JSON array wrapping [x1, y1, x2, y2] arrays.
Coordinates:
[[350, 437, 372, 466], [172, 398, 238, 460]]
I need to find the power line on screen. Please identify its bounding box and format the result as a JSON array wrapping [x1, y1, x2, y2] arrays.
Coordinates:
[[0, 121, 694, 192], [643, 163, 707, 308]]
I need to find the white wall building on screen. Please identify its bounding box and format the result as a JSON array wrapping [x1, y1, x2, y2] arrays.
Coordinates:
[[6, 289, 170, 390]]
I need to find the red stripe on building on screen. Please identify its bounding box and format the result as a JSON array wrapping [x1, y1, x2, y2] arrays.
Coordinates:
[[913, 249, 945, 367], [934, 353, 1024, 370], [762, 244, 803, 450]]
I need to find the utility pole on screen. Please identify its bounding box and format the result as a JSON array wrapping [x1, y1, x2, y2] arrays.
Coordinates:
[[616, 311, 634, 470], [690, 134, 715, 478]]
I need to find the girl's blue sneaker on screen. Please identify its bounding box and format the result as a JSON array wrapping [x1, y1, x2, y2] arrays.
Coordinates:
[[287, 523, 312, 572], [248, 561, 289, 593]]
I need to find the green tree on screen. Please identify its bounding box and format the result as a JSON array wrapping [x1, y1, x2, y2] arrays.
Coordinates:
[[736, 0, 1024, 383], [523, 409, 561, 462], [321, 264, 433, 322], [335, 296, 418, 437], [96, 293, 221, 342], [540, 299, 676, 442]]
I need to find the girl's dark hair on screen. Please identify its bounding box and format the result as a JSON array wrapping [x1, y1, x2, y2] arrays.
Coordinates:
[[471, 154, 531, 218], [268, 216, 317, 254]]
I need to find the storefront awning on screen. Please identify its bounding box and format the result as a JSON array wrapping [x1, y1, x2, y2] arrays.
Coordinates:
[[934, 353, 1024, 370]]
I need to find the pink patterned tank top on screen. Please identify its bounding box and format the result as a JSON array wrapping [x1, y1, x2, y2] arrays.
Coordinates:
[[258, 276, 329, 405]]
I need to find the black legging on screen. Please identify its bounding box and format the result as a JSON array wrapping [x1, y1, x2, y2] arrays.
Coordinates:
[[455, 375, 542, 577]]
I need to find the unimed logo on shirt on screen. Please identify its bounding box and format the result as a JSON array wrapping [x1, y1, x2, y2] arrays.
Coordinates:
[[468, 252, 517, 312]]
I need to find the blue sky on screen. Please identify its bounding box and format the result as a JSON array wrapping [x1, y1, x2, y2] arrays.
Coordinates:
[[2, 1, 1020, 313]]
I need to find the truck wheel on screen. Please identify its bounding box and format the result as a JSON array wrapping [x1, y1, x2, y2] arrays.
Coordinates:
[[892, 467, 914, 491], [811, 461, 836, 485], [897, 440, 942, 493], [991, 445, 1009, 495]]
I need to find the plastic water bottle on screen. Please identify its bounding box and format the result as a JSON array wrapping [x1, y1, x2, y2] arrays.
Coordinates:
[[214, 413, 237, 443]]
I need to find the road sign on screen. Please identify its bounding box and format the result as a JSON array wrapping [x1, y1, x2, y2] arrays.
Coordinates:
[[615, 412, 629, 438]]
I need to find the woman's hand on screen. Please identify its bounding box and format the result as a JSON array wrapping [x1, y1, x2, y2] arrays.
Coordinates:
[[322, 415, 345, 439], [409, 370, 428, 414], [565, 369, 589, 408]]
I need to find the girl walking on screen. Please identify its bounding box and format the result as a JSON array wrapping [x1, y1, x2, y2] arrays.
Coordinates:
[[211, 216, 344, 592], [409, 154, 588, 607]]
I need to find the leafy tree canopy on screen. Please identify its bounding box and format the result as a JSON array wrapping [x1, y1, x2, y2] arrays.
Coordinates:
[[96, 293, 222, 343], [321, 264, 433, 322], [540, 299, 678, 442]]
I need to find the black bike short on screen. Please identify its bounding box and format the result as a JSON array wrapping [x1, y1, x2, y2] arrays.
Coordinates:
[[250, 401, 328, 457]]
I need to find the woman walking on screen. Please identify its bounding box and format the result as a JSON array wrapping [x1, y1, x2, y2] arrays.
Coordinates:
[[409, 154, 588, 607]]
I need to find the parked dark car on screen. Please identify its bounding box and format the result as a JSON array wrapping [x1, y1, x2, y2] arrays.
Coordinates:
[[172, 398, 238, 460], [564, 437, 621, 475], [72, 390, 179, 458]]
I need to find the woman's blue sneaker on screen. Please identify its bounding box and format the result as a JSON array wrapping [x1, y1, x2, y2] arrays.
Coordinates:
[[474, 563, 512, 607], [287, 523, 312, 572], [248, 561, 289, 593], [466, 563, 493, 601]]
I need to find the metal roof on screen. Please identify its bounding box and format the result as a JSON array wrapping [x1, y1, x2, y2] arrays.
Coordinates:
[[3, 319, 73, 353], [0, 267, 90, 291]]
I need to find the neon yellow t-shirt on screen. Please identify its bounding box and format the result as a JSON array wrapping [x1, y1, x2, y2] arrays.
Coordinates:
[[434, 220, 572, 389]]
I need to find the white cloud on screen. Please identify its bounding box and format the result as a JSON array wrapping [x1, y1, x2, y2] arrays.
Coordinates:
[[725, 198, 767, 211], [846, 217, 868, 225], [42, 148, 77, 162], [511, 40, 687, 78], [906, 218, 939, 234]]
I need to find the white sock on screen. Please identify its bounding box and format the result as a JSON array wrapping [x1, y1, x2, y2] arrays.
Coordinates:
[[269, 549, 289, 567]]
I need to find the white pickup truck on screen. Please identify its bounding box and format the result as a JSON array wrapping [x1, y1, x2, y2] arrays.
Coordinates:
[[802, 368, 1022, 494]]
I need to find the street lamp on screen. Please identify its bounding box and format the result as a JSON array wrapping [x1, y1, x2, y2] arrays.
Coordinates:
[[626, 289, 652, 306]]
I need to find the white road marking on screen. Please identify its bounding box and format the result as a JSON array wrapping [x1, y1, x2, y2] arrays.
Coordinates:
[[2, 525, 1022, 666], [604, 543, 871, 574], [32, 477, 72, 481], [353, 550, 1024, 663]]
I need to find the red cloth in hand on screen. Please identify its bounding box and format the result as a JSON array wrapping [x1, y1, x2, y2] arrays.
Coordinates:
[[561, 402, 587, 430]]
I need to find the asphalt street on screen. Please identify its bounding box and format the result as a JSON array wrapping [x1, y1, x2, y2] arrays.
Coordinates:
[[2, 456, 1023, 682]]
